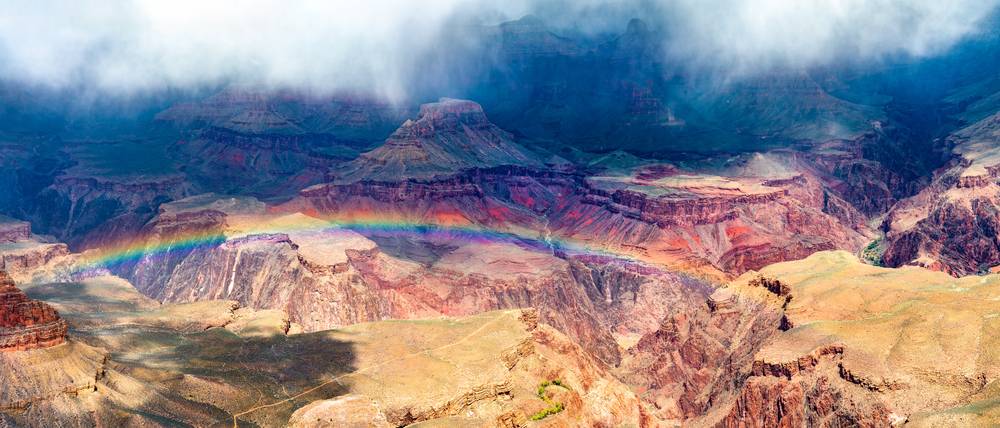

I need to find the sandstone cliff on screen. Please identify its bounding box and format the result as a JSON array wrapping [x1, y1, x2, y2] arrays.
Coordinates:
[[0, 270, 67, 352], [114, 194, 711, 367]]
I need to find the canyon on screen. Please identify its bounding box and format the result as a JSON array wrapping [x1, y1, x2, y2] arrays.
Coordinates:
[[882, 110, 1000, 275], [0, 9, 999, 428]]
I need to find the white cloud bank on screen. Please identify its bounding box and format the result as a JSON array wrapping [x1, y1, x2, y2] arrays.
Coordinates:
[[666, 0, 1000, 74], [0, 0, 996, 97]]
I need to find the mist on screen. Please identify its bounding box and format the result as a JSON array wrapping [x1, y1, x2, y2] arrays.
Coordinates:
[[0, 0, 997, 100]]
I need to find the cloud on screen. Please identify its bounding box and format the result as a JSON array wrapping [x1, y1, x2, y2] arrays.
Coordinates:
[[0, 0, 996, 98], [663, 0, 1000, 75], [0, 0, 534, 99]]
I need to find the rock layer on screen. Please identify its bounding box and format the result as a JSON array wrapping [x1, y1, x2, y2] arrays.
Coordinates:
[[0, 271, 67, 352], [667, 251, 1000, 426], [335, 98, 542, 182], [882, 111, 1000, 275], [0, 218, 29, 244], [114, 195, 711, 366]]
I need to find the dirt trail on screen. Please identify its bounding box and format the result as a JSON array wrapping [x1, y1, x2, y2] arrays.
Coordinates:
[[229, 313, 507, 427]]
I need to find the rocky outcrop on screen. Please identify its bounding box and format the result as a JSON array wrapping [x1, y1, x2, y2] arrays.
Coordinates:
[[750, 343, 844, 379], [0, 218, 30, 243], [620, 282, 787, 421], [660, 250, 1000, 427], [0, 243, 69, 283], [0, 219, 71, 283], [334, 98, 543, 183], [881, 111, 1000, 275], [298, 160, 867, 279], [31, 173, 191, 250], [171, 128, 343, 197], [157, 88, 408, 198], [718, 371, 892, 428], [582, 187, 787, 228], [287, 309, 649, 428], [0, 270, 67, 352], [620, 263, 903, 426]]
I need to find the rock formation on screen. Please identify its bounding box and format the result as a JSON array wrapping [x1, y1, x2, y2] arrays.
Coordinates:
[[0, 217, 30, 243], [0, 270, 67, 352], [158, 87, 409, 198], [625, 250, 1000, 426], [32, 171, 192, 250], [881, 111, 1000, 275], [294, 100, 873, 280], [0, 218, 71, 283], [5, 275, 651, 427], [334, 98, 543, 182], [112, 194, 710, 367]]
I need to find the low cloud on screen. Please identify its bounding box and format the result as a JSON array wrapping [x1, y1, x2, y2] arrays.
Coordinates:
[[664, 0, 1000, 76], [0, 0, 996, 99]]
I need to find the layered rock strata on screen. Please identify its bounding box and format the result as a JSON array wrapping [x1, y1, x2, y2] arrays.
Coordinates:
[[881, 111, 1000, 275], [0, 270, 67, 352]]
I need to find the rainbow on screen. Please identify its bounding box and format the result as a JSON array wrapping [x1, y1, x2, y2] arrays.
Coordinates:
[[72, 212, 639, 274]]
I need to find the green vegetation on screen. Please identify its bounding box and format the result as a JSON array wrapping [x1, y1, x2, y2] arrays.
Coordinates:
[[531, 402, 565, 420], [531, 379, 569, 421], [861, 237, 885, 267]]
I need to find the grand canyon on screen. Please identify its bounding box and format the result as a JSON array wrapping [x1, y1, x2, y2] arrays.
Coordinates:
[[1, 1, 1000, 427]]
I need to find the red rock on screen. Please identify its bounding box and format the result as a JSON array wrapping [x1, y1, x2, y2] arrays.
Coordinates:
[[0, 270, 68, 352], [717, 373, 891, 428], [881, 111, 1000, 275]]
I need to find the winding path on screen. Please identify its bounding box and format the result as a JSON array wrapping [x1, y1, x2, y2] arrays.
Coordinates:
[[229, 313, 508, 427]]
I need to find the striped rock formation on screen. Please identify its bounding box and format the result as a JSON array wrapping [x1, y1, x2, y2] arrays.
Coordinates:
[[0, 270, 68, 352]]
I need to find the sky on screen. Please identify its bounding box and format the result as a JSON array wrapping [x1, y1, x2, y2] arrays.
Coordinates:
[[0, 0, 997, 99]]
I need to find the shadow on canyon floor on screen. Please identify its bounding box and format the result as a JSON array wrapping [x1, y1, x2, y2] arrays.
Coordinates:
[[23, 280, 358, 427]]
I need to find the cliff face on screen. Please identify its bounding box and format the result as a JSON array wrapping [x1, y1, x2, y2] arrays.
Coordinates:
[[300, 163, 868, 280], [623, 250, 1000, 427], [0, 243, 69, 284], [7, 275, 651, 427], [718, 367, 891, 428], [114, 194, 711, 367], [158, 87, 409, 198], [881, 111, 1000, 275], [0, 270, 67, 352], [0, 219, 29, 243], [619, 276, 788, 422], [0, 219, 71, 283], [31, 173, 192, 250], [172, 129, 342, 197], [334, 98, 543, 183], [622, 258, 892, 426]]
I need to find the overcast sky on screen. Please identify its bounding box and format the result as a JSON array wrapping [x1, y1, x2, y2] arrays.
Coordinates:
[[0, 0, 996, 99]]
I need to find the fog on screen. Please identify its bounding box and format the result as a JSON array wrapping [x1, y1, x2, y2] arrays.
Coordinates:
[[0, 0, 996, 99], [665, 0, 1000, 77]]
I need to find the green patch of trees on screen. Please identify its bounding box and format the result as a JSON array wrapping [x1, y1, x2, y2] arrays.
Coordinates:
[[531, 379, 569, 421], [861, 237, 884, 267]]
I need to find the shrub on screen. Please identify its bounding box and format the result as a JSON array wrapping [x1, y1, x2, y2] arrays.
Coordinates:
[[531, 379, 568, 420], [861, 238, 884, 267]]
